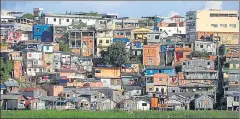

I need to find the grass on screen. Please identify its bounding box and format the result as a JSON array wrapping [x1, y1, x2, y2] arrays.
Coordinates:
[[1, 110, 239, 118]]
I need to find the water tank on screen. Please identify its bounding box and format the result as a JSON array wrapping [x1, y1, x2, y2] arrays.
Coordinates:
[[33, 8, 39, 17]]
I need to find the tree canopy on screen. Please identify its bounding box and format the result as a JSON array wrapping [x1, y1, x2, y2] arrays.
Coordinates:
[[102, 42, 128, 67], [59, 41, 71, 52], [0, 57, 13, 82], [22, 13, 34, 19], [70, 20, 87, 29]]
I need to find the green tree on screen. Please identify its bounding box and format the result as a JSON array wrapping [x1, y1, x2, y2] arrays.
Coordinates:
[[59, 41, 71, 52], [0, 57, 13, 82], [22, 13, 34, 19], [70, 20, 87, 29], [102, 42, 128, 67]]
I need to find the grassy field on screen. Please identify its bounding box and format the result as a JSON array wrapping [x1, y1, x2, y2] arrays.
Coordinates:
[[1, 110, 239, 118]]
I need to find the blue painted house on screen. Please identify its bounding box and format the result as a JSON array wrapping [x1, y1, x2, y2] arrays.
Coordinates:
[[33, 24, 54, 42], [113, 38, 130, 43], [145, 66, 176, 77]]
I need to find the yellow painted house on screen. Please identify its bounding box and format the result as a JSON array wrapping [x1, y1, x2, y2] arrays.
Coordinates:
[[132, 28, 152, 41], [95, 67, 121, 78]]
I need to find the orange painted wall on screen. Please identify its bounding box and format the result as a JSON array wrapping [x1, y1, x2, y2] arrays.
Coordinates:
[[71, 48, 81, 54], [153, 73, 178, 87], [153, 73, 169, 85], [13, 60, 21, 79], [82, 36, 93, 57], [143, 45, 160, 66], [95, 67, 121, 78], [0, 45, 8, 50]]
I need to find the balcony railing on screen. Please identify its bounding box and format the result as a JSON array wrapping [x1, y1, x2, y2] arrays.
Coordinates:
[[224, 91, 239, 95], [175, 47, 192, 52], [12, 56, 22, 61]]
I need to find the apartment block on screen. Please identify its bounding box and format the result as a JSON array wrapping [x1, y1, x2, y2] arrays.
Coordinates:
[[186, 10, 239, 44]]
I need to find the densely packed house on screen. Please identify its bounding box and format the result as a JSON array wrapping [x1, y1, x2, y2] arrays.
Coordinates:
[[0, 8, 239, 111]]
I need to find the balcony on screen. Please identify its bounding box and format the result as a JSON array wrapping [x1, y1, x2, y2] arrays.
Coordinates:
[[131, 42, 143, 50], [147, 39, 162, 43], [114, 35, 125, 38], [175, 47, 192, 52], [12, 56, 22, 61], [95, 24, 106, 30], [224, 91, 239, 96], [185, 73, 218, 80], [222, 68, 239, 73]]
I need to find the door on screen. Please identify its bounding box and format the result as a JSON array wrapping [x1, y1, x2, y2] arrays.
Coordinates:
[[59, 19, 61, 25]]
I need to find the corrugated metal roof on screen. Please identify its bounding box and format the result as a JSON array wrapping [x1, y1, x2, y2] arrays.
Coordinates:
[[0, 94, 21, 100], [39, 96, 59, 101], [3, 79, 19, 87]]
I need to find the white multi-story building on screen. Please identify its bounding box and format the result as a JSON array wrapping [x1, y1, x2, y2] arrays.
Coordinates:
[[40, 13, 98, 26], [194, 40, 217, 55], [22, 50, 43, 76], [158, 15, 186, 36]]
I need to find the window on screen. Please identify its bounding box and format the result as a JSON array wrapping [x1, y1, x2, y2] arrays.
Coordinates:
[[46, 46, 49, 50], [28, 54, 32, 57], [46, 18, 48, 24], [230, 24, 236, 28], [36, 28, 40, 32], [172, 90, 175, 93], [186, 55, 191, 58], [99, 40, 102, 43], [219, 14, 228, 17], [95, 70, 101, 73], [66, 19, 69, 22], [183, 62, 186, 65], [211, 24, 218, 28], [28, 69, 31, 71], [156, 88, 159, 92], [34, 68, 36, 71], [200, 45, 203, 48], [148, 58, 152, 63], [159, 78, 162, 81], [149, 88, 153, 91], [54, 18, 56, 22], [207, 62, 210, 65], [220, 24, 227, 28], [94, 96, 97, 99], [72, 19, 74, 22], [106, 40, 109, 43], [234, 96, 239, 102], [155, 35, 160, 39], [142, 103, 147, 106], [229, 14, 237, 17]]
